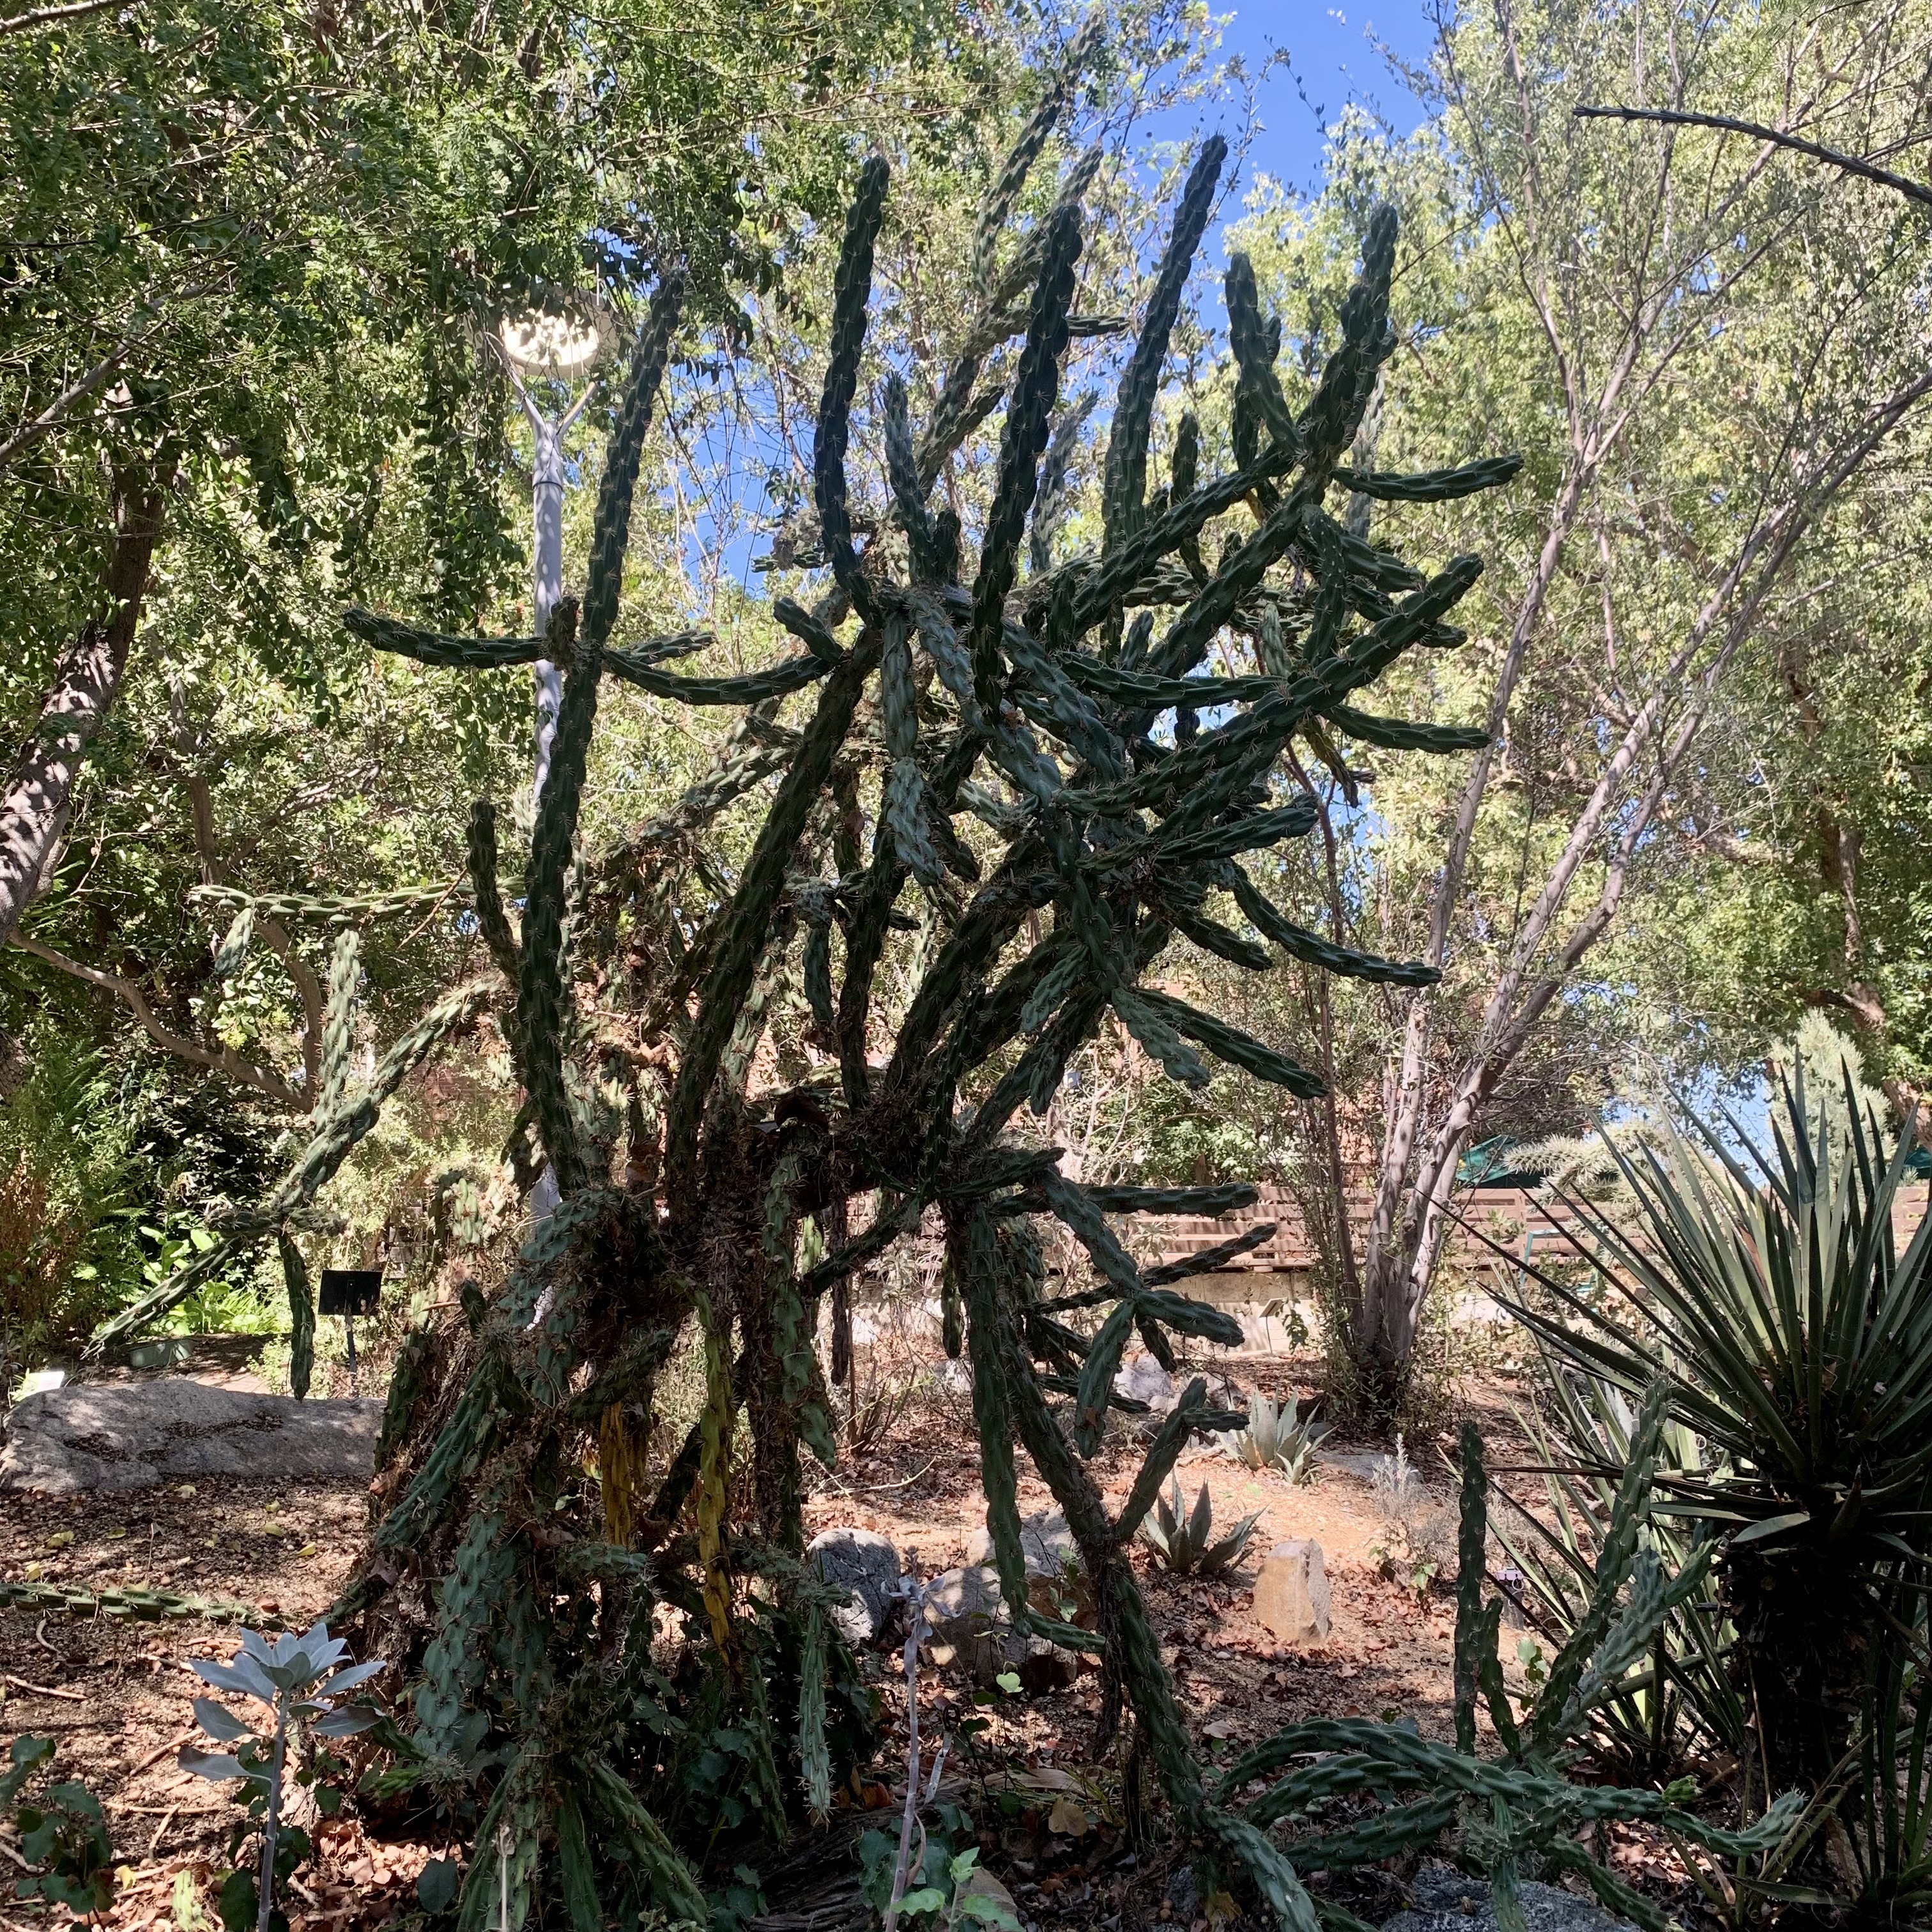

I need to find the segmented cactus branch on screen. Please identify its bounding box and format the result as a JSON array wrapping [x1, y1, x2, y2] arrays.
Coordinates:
[[198, 136, 1549, 1928]]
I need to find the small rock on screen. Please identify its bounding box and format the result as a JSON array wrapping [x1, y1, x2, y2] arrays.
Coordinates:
[[807, 1526, 900, 1646], [924, 1563, 1080, 1687], [964, 1508, 1093, 1623], [926, 1563, 1011, 1679], [1253, 1538, 1332, 1643], [1114, 1353, 1177, 1414], [1165, 1865, 1199, 1921], [1381, 1863, 1638, 1932], [965, 1507, 1078, 1579], [1015, 1635, 1078, 1694]]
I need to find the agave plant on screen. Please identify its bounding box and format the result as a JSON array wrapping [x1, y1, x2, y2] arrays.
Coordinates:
[[1137, 1475, 1261, 1577], [1501, 1060, 1932, 1799], [1229, 1391, 1328, 1483]]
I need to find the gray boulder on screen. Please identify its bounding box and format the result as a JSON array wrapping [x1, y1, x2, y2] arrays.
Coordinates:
[[807, 1527, 900, 1646], [964, 1508, 1092, 1623], [964, 1507, 1078, 1581], [1383, 1864, 1639, 1932], [1, 1381, 381, 1494], [1114, 1353, 1178, 1414], [923, 1563, 1080, 1690]]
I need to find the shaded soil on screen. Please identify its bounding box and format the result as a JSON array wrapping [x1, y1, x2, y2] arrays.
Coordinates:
[[0, 1351, 1704, 1932]]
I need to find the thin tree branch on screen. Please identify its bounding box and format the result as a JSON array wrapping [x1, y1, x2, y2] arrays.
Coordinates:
[[0, 0, 122, 38], [14, 934, 303, 1107], [1575, 105, 1932, 211]]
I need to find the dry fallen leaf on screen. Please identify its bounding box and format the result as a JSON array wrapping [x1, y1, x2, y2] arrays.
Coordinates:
[[1206, 1887, 1241, 1929], [1045, 1796, 1087, 1838]]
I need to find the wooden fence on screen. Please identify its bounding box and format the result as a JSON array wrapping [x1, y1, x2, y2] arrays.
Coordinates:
[[1149, 1180, 1932, 1284]]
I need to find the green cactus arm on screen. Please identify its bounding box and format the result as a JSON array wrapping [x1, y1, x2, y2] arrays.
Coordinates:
[[0, 1578, 285, 1627], [1059, 661, 1284, 707], [1063, 436, 1303, 633], [86, 1232, 252, 1354], [772, 595, 845, 664], [1332, 452, 1522, 502], [882, 371, 939, 577], [967, 202, 1083, 714], [1144, 484, 1320, 685], [660, 622, 877, 1195], [1321, 704, 1489, 753], [466, 801, 521, 986], [1086, 1181, 1259, 1215], [1203, 1809, 1321, 1932], [1124, 985, 1325, 1096], [581, 275, 685, 652], [1281, 1795, 1462, 1873], [189, 877, 493, 926], [970, 13, 1099, 295], [1296, 205, 1397, 469], [344, 609, 546, 666], [1115, 1376, 1220, 1540], [603, 650, 830, 705], [1224, 252, 1302, 471], [1226, 866, 1438, 985], [316, 927, 358, 1119], [581, 1757, 709, 1926], [1070, 553, 1484, 819], [1454, 1420, 1490, 1754], [955, 1211, 1033, 1623], [814, 157, 890, 621], [1103, 136, 1226, 551], [1145, 893, 1274, 971], [516, 598, 595, 1193], [1142, 1223, 1278, 1286], [280, 1232, 315, 1400]]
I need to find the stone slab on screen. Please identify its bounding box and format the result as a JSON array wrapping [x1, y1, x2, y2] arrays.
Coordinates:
[[1, 1381, 383, 1494]]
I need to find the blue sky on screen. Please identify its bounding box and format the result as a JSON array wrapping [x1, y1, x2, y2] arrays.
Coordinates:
[[1173, 0, 1440, 221]]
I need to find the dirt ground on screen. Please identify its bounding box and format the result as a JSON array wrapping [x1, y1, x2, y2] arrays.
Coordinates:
[[0, 1347, 1696, 1932]]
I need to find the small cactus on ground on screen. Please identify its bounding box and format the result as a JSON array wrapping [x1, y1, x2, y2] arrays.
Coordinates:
[[1138, 1476, 1262, 1577]]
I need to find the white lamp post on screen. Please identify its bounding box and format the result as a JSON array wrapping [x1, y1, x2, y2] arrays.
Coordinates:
[[494, 305, 610, 801], [491, 302, 610, 1223]]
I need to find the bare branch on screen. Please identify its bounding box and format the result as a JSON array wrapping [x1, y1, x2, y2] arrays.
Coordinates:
[[14, 934, 304, 1108], [1575, 104, 1932, 211], [0, 0, 123, 38]]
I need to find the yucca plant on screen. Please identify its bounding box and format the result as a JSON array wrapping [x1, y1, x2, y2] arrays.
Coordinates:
[[1501, 1061, 1932, 1799], [1137, 1475, 1262, 1577], [1229, 1392, 1328, 1483], [1492, 1354, 1745, 1782], [81, 42, 1543, 1925]]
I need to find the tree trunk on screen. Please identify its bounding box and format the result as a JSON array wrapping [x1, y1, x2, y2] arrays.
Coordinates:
[[0, 454, 167, 951]]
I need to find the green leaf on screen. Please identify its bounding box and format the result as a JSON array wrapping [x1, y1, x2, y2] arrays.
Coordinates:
[[1730, 1510, 1813, 1546]]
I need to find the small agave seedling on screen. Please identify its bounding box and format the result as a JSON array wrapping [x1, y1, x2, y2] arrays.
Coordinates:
[[181, 1621, 383, 1932], [1230, 1392, 1329, 1483], [1137, 1475, 1262, 1577]]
